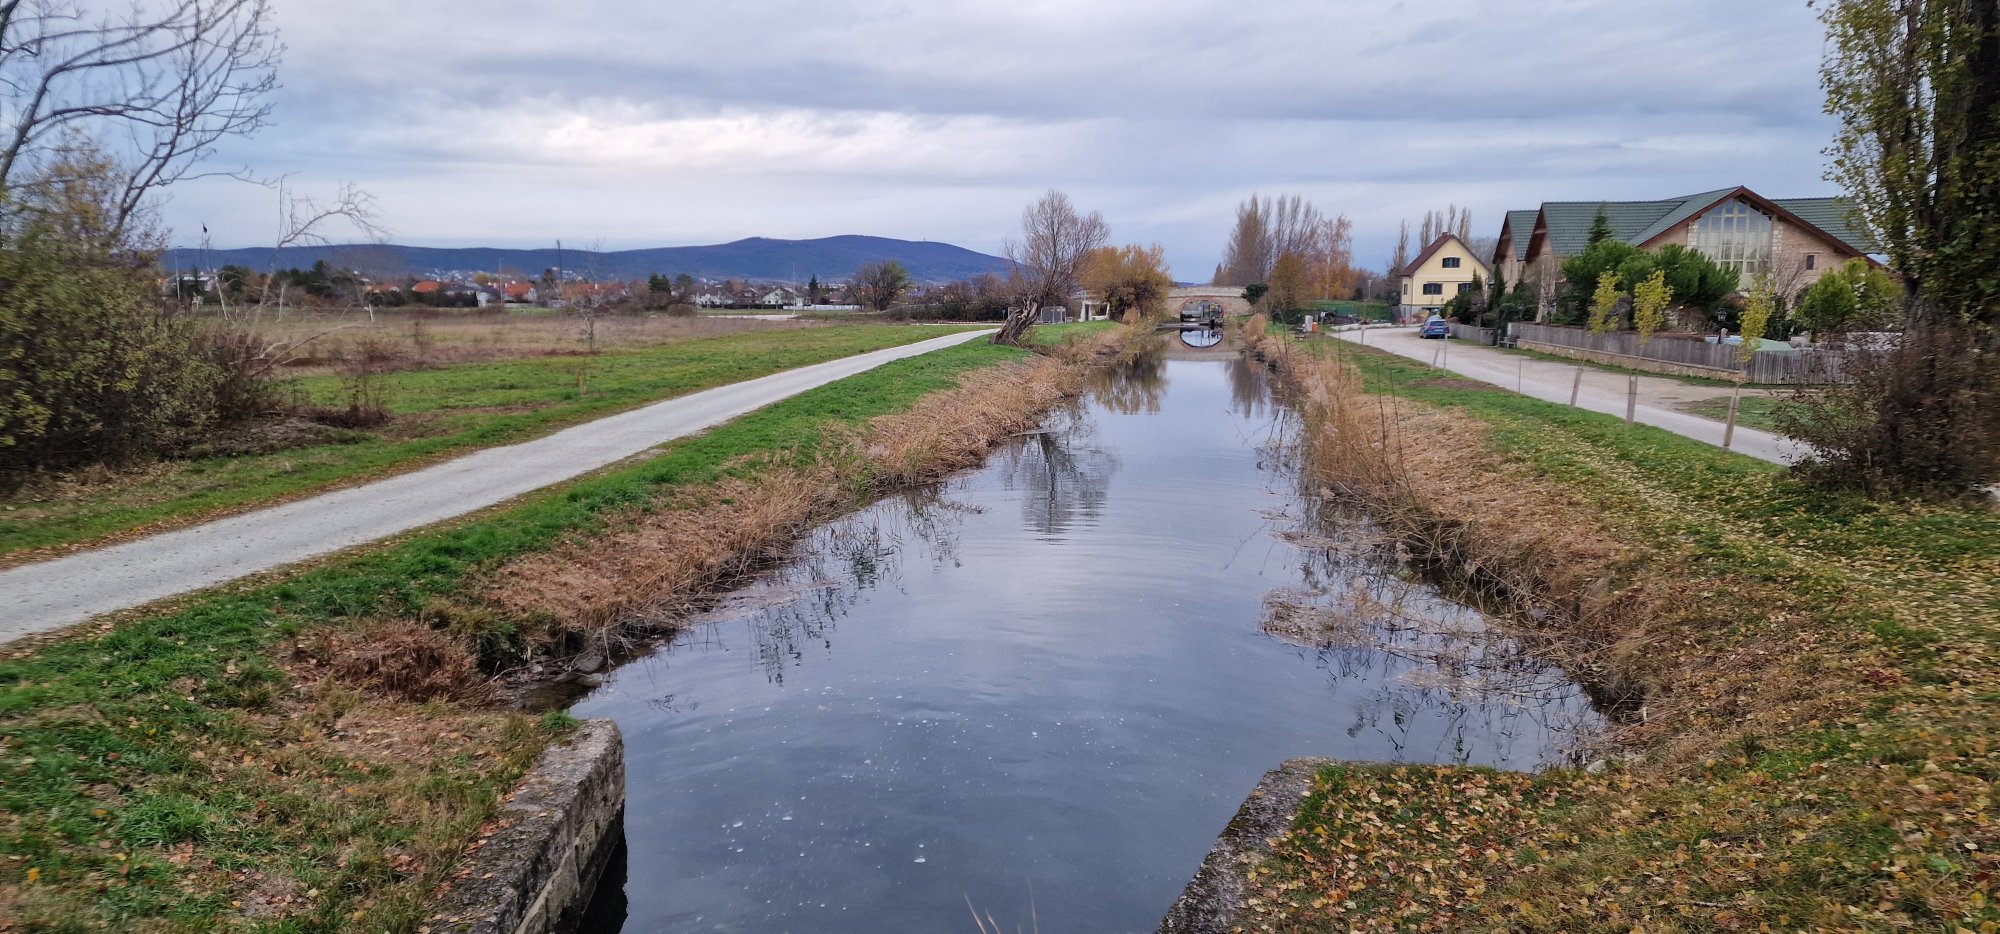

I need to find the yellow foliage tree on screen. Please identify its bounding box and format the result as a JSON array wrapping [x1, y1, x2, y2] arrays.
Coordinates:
[[1631, 269, 1673, 345], [1588, 270, 1623, 335], [1737, 273, 1776, 365], [1080, 243, 1174, 321]]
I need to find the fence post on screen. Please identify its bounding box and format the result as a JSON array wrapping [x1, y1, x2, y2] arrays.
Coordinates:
[[1441, 337, 1449, 374], [1625, 376, 1637, 425], [1517, 359, 1524, 394], [1723, 385, 1741, 450], [1570, 369, 1582, 407]]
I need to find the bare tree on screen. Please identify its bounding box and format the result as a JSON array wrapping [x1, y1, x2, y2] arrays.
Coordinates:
[[0, 0, 281, 240], [995, 189, 1107, 345]]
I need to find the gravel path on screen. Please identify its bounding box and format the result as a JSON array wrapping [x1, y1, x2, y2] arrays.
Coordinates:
[[0, 329, 995, 643], [1331, 327, 1798, 465]]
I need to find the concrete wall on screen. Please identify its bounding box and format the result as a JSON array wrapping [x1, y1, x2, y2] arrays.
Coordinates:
[[428, 720, 626, 934], [1157, 758, 1331, 933]]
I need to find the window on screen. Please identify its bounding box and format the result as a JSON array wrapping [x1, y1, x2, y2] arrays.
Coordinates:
[[1441, 257, 1462, 269], [1458, 282, 1477, 294], [1422, 283, 1444, 296], [1805, 254, 1817, 270], [1690, 197, 1774, 275]]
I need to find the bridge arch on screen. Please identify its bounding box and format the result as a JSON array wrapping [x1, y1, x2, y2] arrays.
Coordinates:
[[1167, 287, 1253, 319]]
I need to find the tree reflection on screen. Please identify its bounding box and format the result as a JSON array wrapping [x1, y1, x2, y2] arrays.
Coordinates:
[[995, 415, 1117, 541], [726, 490, 976, 684], [1226, 352, 1275, 420], [1087, 337, 1167, 415], [1260, 510, 1604, 766]]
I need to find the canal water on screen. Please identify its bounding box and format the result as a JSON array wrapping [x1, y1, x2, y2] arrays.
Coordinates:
[[574, 342, 1599, 933]]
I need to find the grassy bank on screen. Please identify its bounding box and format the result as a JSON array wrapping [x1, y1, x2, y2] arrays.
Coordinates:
[[1241, 332, 1998, 932], [0, 327, 1105, 932], [0, 324, 973, 562], [1681, 394, 1795, 433]]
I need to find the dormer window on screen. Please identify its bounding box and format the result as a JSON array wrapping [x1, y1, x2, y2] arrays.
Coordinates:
[[1441, 257, 1462, 269]]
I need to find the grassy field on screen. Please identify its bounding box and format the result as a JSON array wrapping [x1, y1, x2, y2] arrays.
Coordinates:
[[1241, 338, 2000, 931], [0, 324, 975, 561], [1681, 394, 1797, 433], [0, 331, 1065, 932]]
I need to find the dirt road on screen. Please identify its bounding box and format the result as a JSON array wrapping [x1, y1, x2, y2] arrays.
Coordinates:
[[1331, 327, 1797, 465], [0, 329, 995, 643]]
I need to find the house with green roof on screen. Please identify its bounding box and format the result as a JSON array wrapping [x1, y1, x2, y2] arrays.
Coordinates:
[[1492, 187, 1879, 313]]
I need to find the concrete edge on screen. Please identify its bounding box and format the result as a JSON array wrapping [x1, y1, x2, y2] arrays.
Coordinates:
[[1156, 757, 1332, 934], [428, 719, 626, 934]]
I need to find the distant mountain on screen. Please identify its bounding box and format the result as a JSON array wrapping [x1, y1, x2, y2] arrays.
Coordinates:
[[157, 235, 1011, 284]]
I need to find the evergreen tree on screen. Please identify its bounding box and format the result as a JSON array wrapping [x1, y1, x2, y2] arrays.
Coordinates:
[[1586, 208, 1614, 246]]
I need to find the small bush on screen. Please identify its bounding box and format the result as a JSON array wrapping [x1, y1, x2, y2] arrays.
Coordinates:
[[1779, 317, 1999, 496]]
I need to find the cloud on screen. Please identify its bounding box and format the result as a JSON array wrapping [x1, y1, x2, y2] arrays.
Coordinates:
[[163, 0, 1844, 278]]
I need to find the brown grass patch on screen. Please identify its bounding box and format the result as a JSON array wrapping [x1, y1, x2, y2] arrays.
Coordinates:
[[297, 619, 490, 704]]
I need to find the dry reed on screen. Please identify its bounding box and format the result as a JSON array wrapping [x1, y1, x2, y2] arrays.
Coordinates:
[[1245, 334, 1856, 755]]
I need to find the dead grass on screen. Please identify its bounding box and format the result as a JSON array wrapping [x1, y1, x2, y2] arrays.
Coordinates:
[[237, 308, 807, 377]]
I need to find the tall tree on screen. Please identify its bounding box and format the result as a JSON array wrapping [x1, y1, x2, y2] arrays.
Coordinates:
[[1807, 0, 2000, 493], [996, 190, 1108, 345]]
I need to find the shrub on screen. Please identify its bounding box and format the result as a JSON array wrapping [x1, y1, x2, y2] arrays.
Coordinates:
[[1780, 317, 1999, 496], [0, 226, 225, 486]]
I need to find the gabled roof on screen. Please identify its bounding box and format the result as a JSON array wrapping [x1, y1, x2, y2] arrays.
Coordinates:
[[1399, 234, 1491, 278], [1769, 197, 1878, 254], [1498, 210, 1539, 263], [1526, 188, 1877, 261]]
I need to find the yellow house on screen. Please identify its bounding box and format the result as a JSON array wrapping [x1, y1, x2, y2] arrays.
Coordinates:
[[1396, 234, 1491, 319]]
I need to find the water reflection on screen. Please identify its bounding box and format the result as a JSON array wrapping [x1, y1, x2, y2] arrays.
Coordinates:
[[996, 419, 1116, 541], [1087, 337, 1167, 416], [574, 352, 1602, 934], [1227, 352, 1275, 420]]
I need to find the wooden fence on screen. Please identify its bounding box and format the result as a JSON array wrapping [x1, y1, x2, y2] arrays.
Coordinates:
[[1511, 323, 1848, 384], [1447, 322, 1499, 345]]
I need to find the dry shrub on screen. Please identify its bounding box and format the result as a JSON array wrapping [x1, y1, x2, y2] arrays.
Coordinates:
[[1243, 312, 1269, 342], [1781, 317, 2000, 497], [308, 620, 488, 703]]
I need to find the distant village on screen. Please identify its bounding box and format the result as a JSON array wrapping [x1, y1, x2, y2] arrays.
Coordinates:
[[164, 262, 875, 311]]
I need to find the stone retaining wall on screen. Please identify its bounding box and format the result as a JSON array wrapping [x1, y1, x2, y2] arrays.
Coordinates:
[[1157, 757, 1331, 933], [428, 720, 625, 934]]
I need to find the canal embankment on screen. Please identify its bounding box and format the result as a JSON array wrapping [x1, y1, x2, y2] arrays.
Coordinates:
[[0, 326, 1116, 931], [1215, 321, 1999, 932]]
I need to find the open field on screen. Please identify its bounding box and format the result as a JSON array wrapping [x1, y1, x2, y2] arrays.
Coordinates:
[[0, 327, 1122, 932], [239, 307, 802, 377], [0, 324, 973, 563], [1237, 334, 1999, 932]]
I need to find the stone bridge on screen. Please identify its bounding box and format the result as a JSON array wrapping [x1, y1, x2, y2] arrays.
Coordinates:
[[1167, 286, 1253, 319]]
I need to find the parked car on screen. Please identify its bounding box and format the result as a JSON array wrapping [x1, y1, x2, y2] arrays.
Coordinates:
[[1419, 317, 1451, 339]]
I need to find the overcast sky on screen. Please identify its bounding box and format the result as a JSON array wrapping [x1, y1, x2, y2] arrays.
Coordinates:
[[163, 0, 1842, 280]]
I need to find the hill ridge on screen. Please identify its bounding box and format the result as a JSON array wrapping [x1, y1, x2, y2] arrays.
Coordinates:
[[158, 234, 1009, 283]]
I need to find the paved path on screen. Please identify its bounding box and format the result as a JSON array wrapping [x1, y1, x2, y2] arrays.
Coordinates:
[[1331, 327, 1797, 465], [0, 329, 996, 643]]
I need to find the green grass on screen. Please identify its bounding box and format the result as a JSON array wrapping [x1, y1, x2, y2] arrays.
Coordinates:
[[0, 334, 1035, 931], [0, 325, 977, 559], [1681, 394, 1796, 433]]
